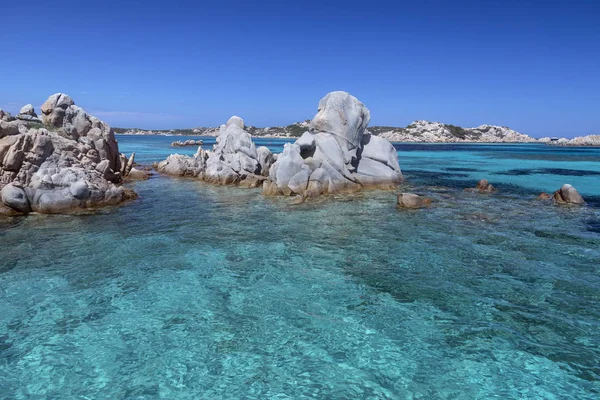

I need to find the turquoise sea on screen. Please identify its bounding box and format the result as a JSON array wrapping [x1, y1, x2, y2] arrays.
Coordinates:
[[1, 135, 599, 399]]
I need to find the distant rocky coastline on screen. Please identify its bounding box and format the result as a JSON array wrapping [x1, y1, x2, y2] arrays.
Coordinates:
[[539, 135, 600, 147], [115, 120, 540, 143]]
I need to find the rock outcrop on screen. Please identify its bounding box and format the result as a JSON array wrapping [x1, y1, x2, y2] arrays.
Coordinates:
[[262, 91, 402, 197], [155, 116, 274, 186], [553, 184, 585, 205], [0, 94, 137, 214]]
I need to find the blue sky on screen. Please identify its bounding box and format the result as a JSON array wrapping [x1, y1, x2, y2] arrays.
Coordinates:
[[1, 0, 598, 137]]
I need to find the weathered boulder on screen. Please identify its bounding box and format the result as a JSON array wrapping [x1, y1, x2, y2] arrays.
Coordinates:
[[126, 167, 151, 181], [263, 91, 402, 197], [19, 104, 35, 116], [1, 183, 31, 213], [155, 116, 274, 187], [0, 93, 138, 214], [553, 184, 585, 205], [397, 193, 431, 209], [16, 104, 41, 123]]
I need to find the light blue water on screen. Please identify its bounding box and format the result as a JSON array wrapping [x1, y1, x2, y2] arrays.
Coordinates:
[[0, 136, 599, 399]]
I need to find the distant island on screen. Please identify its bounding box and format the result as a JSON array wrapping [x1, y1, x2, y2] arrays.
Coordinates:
[[114, 121, 600, 145]]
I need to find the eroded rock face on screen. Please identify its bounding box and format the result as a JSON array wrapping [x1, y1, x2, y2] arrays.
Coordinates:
[[155, 116, 274, 186], [0, 93, 137, 214], [553, 184, 585, 205], [263, 91, 402, 197]]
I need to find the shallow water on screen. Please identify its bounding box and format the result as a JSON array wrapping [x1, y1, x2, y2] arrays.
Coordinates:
[[1, 136, 599, 398]]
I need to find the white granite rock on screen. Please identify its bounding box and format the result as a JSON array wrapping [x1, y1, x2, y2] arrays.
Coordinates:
[[0, 93, 137, 214], [263, 91, 402, 196]]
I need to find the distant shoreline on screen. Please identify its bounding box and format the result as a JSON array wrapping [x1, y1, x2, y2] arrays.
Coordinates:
[[115, 133, 600, 147]]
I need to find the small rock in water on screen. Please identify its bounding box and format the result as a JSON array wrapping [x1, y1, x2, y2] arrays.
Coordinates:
[[475, 179, 495, 193], [397, 193, 431, 209], [171, 139, 203, 147], [538, 192, 551, 200], [553, 184, 585, 205]]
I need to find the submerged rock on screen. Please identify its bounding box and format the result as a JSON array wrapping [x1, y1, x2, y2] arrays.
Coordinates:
[[553, 184, 585, 205], [262, 91, 402, 197], [466, 179, 495, 193], [538, 192, 551, 200], [0, 93, 138, 214], [397, 193, 431, 209], [155, 116, 274, 187]]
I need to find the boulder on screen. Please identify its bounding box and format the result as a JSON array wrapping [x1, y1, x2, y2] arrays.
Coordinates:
[[155, 152, 207, 177], [1, 183, 31, 213], [19, 104, 35, 116], [553, 184, 585, 205], [16, 104, 41, 122], [263, 91, 402, 197], [127, 167, 151, 181], [397, 193, 431, 209]]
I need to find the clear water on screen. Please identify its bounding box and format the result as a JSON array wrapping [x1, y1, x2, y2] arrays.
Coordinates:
[[1, 136, 599, 399]]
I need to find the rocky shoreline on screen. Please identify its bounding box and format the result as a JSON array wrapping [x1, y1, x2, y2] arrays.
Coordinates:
[[539, 135, 600, 147], [116, 120, 539, 143]]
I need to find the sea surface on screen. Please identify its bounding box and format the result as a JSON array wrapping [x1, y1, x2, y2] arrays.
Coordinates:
[[1, 135, 599, 399]]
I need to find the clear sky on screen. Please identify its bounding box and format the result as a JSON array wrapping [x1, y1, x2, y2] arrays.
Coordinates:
[[1, 0, 598, 137]]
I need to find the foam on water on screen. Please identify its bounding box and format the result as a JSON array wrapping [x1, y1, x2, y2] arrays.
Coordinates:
[[1, 137, 599, 398]]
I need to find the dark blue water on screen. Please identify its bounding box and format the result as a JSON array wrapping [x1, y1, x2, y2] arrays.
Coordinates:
[[0, 136, 598, 398]]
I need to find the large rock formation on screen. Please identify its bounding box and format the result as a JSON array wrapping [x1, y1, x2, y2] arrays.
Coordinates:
[[262, 91, 402, 197], [0, 95, 137, 214], [155, 116, 274, 187]]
